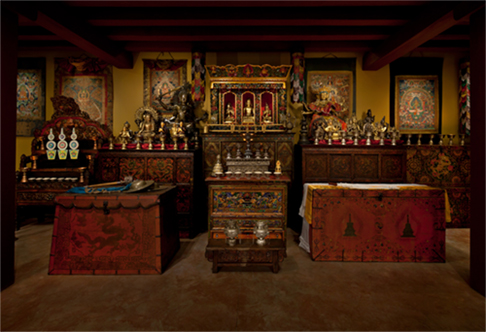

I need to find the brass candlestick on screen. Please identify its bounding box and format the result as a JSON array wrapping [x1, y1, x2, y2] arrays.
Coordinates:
[[79, 167, 87, 183], [366, 132, 372, 146], [448, 134, 455, 146], [39, 137, 45, 151], [429, 134, 434, 145], [406, 134, 412, 146], [417, 134, 422, 146], [31, 156, 38, 170], [21, 168, 28, 183], [460, 134, 465, 146], [439, 134, 445, 146]]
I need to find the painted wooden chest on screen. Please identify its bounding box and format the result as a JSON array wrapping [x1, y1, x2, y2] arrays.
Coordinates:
[[304, 184, 447, 262], [49, 187, 180, 274], [206, 176, 290, 240]]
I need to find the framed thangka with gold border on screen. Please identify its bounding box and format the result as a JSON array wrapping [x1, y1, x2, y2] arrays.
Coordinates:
[[306, 70, 353, 122], [54, 57, 113, 130], [395, 75, 439, 134], [143, 59, 187, 116], [17, 58, 46, 136]]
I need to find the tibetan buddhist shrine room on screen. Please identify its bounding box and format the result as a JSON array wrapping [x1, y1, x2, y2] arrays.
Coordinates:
[[2, 1, 485, 331]]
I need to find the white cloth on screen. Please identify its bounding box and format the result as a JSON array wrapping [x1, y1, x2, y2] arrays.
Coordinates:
[[298, 183, 329, 253]]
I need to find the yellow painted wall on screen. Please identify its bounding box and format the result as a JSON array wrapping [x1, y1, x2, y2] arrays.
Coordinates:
[[15, 50, 467, 170]]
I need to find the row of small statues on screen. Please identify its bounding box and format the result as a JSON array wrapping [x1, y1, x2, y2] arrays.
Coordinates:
[[312, 110, 390, 142], [224, 100, 273, 124], [113, 82, 208, 150], [114, 120, 194, 150]]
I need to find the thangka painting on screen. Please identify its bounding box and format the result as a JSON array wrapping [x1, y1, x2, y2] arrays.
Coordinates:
[[395, 75, 439, 134], [17, 58, 46, 136], [306, 71, 353, 121], [143, 59, 187, 116], [54, 57, 113, 130]]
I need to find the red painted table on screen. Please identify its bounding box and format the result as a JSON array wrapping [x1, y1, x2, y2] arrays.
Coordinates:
[[301, 184, 448, 262], [49, 187, 180, 274]]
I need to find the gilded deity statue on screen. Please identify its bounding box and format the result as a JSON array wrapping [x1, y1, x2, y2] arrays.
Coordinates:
[[134, 106, 158, 143], [117, 121, 132, 144], [262, 103, 272, 123], [242, 99, 255, 124], [224, 103, 235, 123]]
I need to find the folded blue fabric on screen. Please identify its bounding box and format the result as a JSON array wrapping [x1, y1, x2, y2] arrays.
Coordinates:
[[66, 183, 132, 194]]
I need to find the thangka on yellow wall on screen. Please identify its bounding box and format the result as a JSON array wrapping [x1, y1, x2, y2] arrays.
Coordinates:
[[55, 56, 113, 130]]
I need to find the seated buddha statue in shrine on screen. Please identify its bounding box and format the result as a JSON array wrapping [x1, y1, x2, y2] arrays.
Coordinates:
[[242, 99, 255, 124]]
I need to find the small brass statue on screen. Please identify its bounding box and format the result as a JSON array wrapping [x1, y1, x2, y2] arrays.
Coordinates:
[[262, 103, 272, 124], [135, 106, 158, 143], [224, 103, 235, 123]]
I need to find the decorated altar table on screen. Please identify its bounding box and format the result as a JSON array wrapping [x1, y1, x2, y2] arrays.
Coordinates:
[[299, 183, 450, 262]]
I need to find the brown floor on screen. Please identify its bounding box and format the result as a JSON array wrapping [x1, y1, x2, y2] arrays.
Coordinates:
[[1, 222, 485, 331]]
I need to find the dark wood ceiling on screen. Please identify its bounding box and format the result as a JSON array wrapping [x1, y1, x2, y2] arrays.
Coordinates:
[[3, 1, 484, 70]]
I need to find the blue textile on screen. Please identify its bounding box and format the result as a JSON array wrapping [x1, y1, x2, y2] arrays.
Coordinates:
[[66, 183, 132, 194]]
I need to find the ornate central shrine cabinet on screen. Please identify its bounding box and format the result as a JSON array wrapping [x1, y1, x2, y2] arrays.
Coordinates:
[[202, 64, 296, 269], [95, 149, 202, 238]]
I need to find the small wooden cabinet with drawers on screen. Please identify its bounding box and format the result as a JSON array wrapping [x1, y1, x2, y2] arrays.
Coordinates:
[[206, 175, 290, 240]]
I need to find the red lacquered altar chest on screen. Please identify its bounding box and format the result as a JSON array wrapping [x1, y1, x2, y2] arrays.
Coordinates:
[[49, 187, 179, 274], [303, 184, 447, 262]]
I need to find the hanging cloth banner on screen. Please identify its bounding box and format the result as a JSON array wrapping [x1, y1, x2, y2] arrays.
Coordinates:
[[290, 52, 305, 103], [192, 52, 205, 102]]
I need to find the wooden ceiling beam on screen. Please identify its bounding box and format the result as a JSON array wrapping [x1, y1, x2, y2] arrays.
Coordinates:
[[87, 19, 408, 27], [363, 1, 484, 71], [66, 1, 428, 8], [5, 2, 133, 69], [110, 35, 388, 42]]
